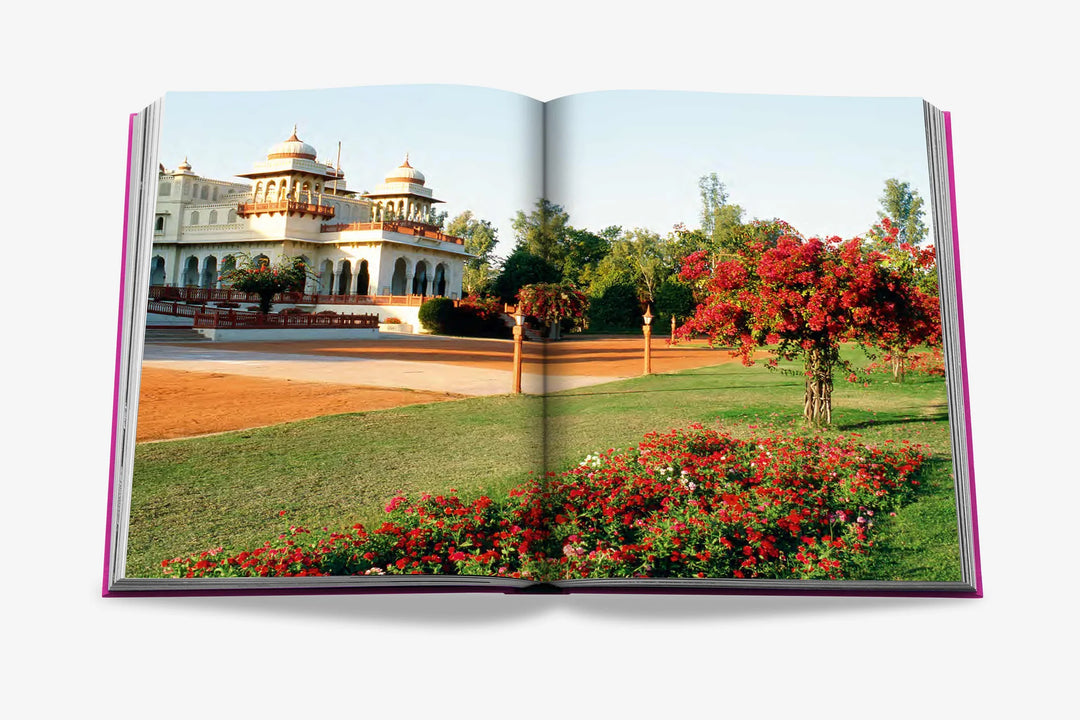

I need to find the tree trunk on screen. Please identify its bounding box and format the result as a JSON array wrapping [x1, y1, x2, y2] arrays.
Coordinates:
[[803, 346, 834, 425], [548, 315, 561, 340], [891, 352, 907, 383], [258, 290, 274, 315]]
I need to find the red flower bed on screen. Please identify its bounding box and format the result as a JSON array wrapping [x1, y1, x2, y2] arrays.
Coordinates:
[[160, 426, 927, 581]]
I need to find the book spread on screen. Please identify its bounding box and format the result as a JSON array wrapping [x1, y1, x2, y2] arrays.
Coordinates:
[[104, 85, 981, 596]]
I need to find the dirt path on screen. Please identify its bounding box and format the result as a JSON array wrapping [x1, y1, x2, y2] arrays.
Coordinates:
[[192, 335, 736, 377], [139, 336, 741, 442], [136, 368, 461, 442]]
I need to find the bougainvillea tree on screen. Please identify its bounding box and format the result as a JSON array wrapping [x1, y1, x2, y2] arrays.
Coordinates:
[[865, 217, 941, 381], [516, 282, 589, 339], [676, 221, 941, 425], [219, 253, 312, 314]]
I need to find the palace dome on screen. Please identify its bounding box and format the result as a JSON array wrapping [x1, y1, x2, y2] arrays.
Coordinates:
[[176, 157, 192, 172], [385, 155, 425, 185], [267, 126, 317, 160]]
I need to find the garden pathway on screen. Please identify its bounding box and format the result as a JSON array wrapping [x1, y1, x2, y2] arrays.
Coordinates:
[[142, 344, 621, 396]]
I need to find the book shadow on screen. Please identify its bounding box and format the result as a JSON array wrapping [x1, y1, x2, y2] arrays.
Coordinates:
[[156, 592, 959, 626]]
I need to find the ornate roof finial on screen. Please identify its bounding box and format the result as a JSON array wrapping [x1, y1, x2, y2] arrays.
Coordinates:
[[402, 153, 412, 168], [287, 124, 300, 142]]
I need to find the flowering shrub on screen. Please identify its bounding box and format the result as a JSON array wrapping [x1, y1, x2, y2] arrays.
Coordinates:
[[160, 426, 928, 582], [676, 219, 941, 424], [219, 253, 313, 314], [517, 283, 589, 339], [866, 348, 945, 379], [417, 295, 511, 338]]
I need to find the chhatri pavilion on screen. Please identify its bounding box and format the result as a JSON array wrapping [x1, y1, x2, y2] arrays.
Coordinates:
[[150, 128, 471, 301]]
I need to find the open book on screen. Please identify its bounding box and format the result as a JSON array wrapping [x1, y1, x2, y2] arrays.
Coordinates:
[[105, 85, 980, 596]]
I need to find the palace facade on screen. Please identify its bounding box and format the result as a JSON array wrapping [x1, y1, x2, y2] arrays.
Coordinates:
[[150, 128, 471, 301]]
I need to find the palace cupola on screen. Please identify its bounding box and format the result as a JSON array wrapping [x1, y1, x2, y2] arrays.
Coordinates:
[[235, 126, 346, 219], [362, 155, 444, 223]]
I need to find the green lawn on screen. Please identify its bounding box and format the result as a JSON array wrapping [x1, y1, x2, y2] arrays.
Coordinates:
[[127, 345, 961, 581]]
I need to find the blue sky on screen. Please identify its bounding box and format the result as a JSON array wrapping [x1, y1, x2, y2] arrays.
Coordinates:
[[159, 85, 931, 256], [159, 85, 544, 255], [547, 91, 931, 242]]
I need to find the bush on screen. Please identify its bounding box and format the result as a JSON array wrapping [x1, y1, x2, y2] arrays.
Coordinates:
[[588, 281, 640, 331], [418, 296, 511, 338], [159, 425, 928, 581], [653, 278, 695, 330], [493, 248, 560, 303], [382, 317, 402, 325], [418, 297, 457, 333]]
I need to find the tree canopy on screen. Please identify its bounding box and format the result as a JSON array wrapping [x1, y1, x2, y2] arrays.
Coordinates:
[[676, 221, 940, 424], [447, 210, 499, 294], [699, 173, 745, 252], [877, 178, 928, 245], [511, 198, 570, 266], [219, 253, 312, 314]]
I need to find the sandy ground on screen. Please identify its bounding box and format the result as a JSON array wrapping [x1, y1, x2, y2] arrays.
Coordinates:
[[194, 335, 731, 376], [136, 368, 461, 442], [138, 335, 738, 441]]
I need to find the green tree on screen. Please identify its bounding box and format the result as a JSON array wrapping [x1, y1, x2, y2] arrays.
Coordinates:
[[512, 199, 570, 266], [560, 225, 619, 285], [447, 210, 499, 294], [493, 246, 561, 303], [219, 253, 312, 314], [877, 178, 928, 245], [610, 228, 667, 303], [698, 173, 745, 251]]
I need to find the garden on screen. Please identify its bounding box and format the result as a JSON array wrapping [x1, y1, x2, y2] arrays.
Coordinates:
[[130, 175, 961, 583], [131, 343, 959, 582]]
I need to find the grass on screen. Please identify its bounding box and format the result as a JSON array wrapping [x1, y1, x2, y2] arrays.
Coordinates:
[[127, 344, 961, 582], [127, 395, 544, 577]]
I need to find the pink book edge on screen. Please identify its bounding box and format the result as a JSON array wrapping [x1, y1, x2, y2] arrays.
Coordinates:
[[944, 111, 983, 598], [101, 109, 981, 598], [102, 114, 135, 597]]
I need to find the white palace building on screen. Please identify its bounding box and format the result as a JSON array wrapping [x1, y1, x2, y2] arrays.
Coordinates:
[[148, 128, 473, 336]]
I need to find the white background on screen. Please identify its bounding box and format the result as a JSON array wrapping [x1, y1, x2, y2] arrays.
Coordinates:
[[4, 1, 1076, 716]]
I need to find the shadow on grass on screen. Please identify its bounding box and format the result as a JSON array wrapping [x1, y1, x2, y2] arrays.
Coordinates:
[[835, 412, 950, 431], [551, 382, 804, 398]]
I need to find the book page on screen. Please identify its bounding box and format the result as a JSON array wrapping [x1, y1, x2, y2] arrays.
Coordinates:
[[540, 90, 966, 585], [119, 85, 550, 585]]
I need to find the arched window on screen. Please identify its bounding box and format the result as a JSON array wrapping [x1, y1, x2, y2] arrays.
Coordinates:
[[190, 211, 200, 225], [154, 216, 165, 232], [434, 264, 447, 296], [412, 260, 429, 295], [201, 256, 218, 289], [200, 186, 209, 200], [319, 259, 334, 295], [183, 256, 199, 287], [208, 210, 218, 224], [337, 260, 352, 295], [150, 256, 166, 286], [391, 258, 408, 295], [219, 256, 236, 287], [357, 260, 370, 295], [227, 209, 237, 223]]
